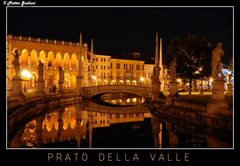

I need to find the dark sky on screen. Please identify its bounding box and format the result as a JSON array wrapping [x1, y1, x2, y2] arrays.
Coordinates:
[[7, 7, 233, 64]]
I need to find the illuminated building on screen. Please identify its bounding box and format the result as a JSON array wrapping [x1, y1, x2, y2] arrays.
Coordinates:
[[7, 34, 150, 93]]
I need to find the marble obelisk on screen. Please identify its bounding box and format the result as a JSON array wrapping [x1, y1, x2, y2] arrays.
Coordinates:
[[151, 32, 161, 101], [76, 33, 83, 95]]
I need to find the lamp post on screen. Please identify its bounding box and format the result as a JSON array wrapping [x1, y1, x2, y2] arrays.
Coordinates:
[[198, 67, 203, 94], [140, 77, 145, 85], [21, 69, 32, 93], [91, 75, 97, 86]]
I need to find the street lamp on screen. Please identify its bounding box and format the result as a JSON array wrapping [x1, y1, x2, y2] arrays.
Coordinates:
[[198, 67, 203, 94], [139, 77, 145, 85], [91, 75, 97, 86], [21, 69, 32, 92]]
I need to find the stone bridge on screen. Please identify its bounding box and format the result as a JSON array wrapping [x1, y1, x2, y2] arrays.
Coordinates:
[[82, 85, 151, 99]]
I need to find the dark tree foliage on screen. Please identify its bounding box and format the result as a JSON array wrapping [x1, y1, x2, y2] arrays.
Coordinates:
[[166, 34, 212, 94]]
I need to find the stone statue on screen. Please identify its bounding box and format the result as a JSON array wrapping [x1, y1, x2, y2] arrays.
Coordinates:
[[212, 42, 224, 79], [12, 49, 20, 74], [38, 60, 44, 81], [170, 57, 177, 81], [58, 66, 64, 83], [152, 65, 160, 81]]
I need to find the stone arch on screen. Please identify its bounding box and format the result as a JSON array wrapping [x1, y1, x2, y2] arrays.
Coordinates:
[[47, 51, 54, 68], [119, 80, 124, 85], [71, 53, 77, 70], [63, 53, 69, 69], [47, 73, 54, 88], [39, 50, 46, 64], [30, 72, 38, 88], [55, 52, 62, 67], [30, 50, 38, 67], [64, 73, 71, 88], [111, 80, 117, 85], [104, 80, 109, 85], [132, 80, 137, 85], [71, 75, 76, 88], [126, 80, 130, 85], [20, 49, 29, 66]]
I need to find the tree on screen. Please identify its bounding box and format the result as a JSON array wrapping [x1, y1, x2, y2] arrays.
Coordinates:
[[166, 34, 212, 94]]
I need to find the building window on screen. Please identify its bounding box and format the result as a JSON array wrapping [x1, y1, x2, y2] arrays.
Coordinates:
[[48, 61, 53, 67], [96, 65, 98, 69], [96, 58, 98, 62], [142, 65, 144, 70], [116, 63, 121, 69], [101, 58, 103, 62], [116, 114, 120, 118], [110, 63, 112, 69]]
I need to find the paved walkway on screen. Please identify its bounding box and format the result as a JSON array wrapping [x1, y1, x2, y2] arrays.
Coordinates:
[[178, 92, 233, 106]]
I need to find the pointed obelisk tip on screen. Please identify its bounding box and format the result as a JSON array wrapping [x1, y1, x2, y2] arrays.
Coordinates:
[[155, 32, 159, 66]]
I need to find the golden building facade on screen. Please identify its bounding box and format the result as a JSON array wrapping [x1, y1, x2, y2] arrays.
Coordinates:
[[7, 35, 152, 94]]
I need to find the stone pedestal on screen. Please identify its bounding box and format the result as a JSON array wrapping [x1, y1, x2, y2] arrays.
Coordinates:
[[9, 77, 26, 104], [152, 80, 160, 101], [76, 76, 83, 96], [58, 83, 64, 94], [226, 83, 233, 94], [166, 81, 178, 105], [207, 79, 230, 115], [36, 80, 45, 96], [151, 115, 161, 148]]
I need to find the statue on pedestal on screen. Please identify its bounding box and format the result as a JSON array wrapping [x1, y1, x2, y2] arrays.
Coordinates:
[[12, 49, 20, 75], [152, 65, 160, 82], [170, 57, 177, 81], [38, 60, 44, 81], [211, 42, 224, 79]]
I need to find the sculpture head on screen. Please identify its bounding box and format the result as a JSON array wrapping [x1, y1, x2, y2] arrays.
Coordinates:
[[14, 49, 18, 54], [217, 42, 223, 48]]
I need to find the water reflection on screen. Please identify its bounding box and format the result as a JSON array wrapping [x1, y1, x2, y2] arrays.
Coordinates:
[[100, 92, 145, 106], [19, 103, 152, 148], [11, 97, 231, 148]]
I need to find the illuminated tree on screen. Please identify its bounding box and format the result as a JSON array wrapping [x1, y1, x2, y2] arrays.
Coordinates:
[[166, 34, 212, 94]]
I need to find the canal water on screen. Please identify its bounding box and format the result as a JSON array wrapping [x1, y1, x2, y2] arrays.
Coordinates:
[[11, 92, 231, 148]]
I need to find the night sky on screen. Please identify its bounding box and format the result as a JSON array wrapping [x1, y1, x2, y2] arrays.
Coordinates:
[[7, 7, 233, 64]]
